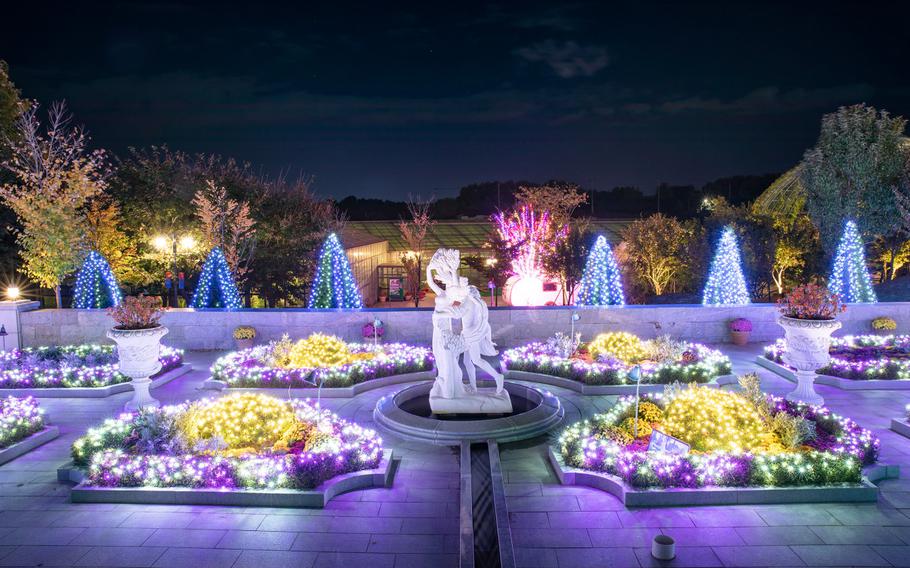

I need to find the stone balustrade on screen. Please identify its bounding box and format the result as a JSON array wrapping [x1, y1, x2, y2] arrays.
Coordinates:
[[17, 302, 910, 350]]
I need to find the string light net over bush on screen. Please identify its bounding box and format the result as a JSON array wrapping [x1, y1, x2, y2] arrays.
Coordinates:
[[829, 220, 877, 303], [72, 251, 123, 309], [307, 233, 363, 309], [576, 235, 624, 306], [703, 226, 750, 306], [190, 247, 243, 309]]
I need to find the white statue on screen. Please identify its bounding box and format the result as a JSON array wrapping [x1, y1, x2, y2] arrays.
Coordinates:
[[447, 277, 504, 394], [426, 249, 466, 400], [426, 249, 511, 414]]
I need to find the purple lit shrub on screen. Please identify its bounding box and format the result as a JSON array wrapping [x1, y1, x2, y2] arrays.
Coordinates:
[[73, 395, 383, 491], [558, 386, 877, 489], [503, 341, 731, 385], [210, 341, 432, 388], [0, 344, 183, 389], [765, 334, 910, 381], [0, 396, 45, 448]]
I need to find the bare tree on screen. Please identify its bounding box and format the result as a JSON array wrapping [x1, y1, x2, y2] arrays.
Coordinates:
[[397, 195, 435, 307]]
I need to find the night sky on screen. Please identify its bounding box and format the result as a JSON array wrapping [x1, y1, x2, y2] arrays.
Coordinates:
[[3, 1, 909, 200]]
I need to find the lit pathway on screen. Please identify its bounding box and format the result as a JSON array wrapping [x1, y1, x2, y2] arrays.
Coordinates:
[[0, 345, 907, 567]]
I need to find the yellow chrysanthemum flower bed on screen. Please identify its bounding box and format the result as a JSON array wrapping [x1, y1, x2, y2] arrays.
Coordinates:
[[178, 393, 298, 450], [283, 333, 375, 369], [587, 332, 647, 364], [662, 387, 765, 452]]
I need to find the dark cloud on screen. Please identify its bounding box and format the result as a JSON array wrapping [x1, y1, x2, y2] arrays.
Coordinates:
[[514, 40, 610, 79]]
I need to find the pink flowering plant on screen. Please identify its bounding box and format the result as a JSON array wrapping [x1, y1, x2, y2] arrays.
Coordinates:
[[777, 283, 845, 320], [108, 295, 164, 330], [729, 318, 752, 332]]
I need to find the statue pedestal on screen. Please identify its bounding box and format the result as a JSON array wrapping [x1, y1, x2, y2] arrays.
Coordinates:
[[430, 388, 513, 415]]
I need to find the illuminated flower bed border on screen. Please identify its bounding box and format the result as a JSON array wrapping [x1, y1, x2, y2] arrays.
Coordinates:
[[502, 342, 733, 393], [0, 344, 185, 395], [62, 396, 391, 507], [761, 335, 910, 389], [551, 390, 883, 506], [209, 342, 433, 390], [0, 396, 60, 466]]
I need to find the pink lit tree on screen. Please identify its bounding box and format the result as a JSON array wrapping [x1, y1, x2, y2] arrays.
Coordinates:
[[493, 205, 568, 305]]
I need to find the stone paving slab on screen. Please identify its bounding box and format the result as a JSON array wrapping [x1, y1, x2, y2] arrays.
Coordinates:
[[1, 346, 910, 568]]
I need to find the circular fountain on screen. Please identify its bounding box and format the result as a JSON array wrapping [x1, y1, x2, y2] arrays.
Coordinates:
[[373, 380, 563, 445]]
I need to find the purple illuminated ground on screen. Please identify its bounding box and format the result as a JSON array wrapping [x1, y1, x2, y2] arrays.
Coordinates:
[[1, 344, 909, 568]]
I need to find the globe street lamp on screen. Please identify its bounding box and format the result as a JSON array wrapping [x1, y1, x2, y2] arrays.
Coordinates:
[[152, 233, 196, 308]]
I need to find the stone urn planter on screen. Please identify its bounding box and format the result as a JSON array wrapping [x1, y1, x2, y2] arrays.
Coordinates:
[[108, 325, 168, 411], [777, 316, 841, 406]]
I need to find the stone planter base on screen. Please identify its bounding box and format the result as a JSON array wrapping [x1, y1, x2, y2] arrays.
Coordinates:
[[58, 450, 394, 508], [0, 365, 192, 398], [0, 427, 59, 467], [548, 447, 890, 507], [891, 419, 910, 440], [756, 357, 910, 391], [202, 369, 436, 398], [502, 369, 738, 395]]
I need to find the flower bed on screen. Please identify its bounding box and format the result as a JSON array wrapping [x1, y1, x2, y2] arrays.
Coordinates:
[[0, 396, 45, 448], [556, 378, 879, 491], [70, 393, 383, 491], [502, 333, 732, 386], [210, 333, 433, 388], [764, 335, 910, 381], [0, 344, 183, 389]]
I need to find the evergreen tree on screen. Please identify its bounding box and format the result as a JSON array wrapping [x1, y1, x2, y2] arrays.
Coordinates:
[[72, 251, 123, 309], [190, 247, 242, 309], [575, 235, 624, 306], [703, 226, 750, 305], [829, 220, 877, 303], [307, 233, 363, 309]]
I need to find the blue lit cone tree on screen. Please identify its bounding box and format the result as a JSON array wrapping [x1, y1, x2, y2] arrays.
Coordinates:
[[575, 235, 625, 306], [702, 226, 750, 306], [190, 247, 243, 309], [307, 233, 364, 309], [72, 251, 123, 309], [828, 219, 877, 303]]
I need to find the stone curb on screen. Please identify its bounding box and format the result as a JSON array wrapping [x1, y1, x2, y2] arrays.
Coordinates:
[[201, 369, 436, 398], [0, 364, 192, 398], [502, 369, 737, 395], [891, 419, 910, 440], [755, 356, 910, 390], [0, 426, 60, 467], [59, 449, 394, 508]]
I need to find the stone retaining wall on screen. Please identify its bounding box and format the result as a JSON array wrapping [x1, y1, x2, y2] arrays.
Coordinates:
[[19, 302, 910, 350]]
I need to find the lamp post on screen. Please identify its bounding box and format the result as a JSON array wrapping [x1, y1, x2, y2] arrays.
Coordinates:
[[630, 365, 643, 437], [153, 233, 195, 308]]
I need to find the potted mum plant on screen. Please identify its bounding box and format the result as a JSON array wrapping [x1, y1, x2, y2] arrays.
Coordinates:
[[107, 295, 167, 411], [233, 325, 256, 350], [871, 316, 897, 335], [728, 317, 752, 346], [776, 283, 845, 405]]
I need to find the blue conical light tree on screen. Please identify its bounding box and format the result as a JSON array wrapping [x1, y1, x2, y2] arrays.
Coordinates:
[[703, 226, 750, 306], [308, 233, 363, 309], [72, 251, 123, 309], [829, 220, 877, 303], [190, 247, 243, 309], [576, 235, 624, 306]]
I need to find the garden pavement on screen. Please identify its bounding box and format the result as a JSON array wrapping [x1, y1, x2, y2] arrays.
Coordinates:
[[0, 344, 908, 567]]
